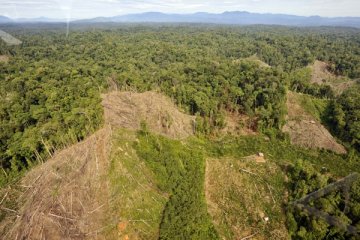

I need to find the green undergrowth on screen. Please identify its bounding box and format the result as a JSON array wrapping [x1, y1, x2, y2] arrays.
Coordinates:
[[106, 129, 167, 239], [194, 134, 359, 179], [107, 126, 359, 239], [297, 94, 329, 122], [134, 126, 218, 240]]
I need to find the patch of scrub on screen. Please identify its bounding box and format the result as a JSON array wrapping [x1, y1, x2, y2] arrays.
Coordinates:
[[135, 130, 218, 239], [233, 54, 270, 68]]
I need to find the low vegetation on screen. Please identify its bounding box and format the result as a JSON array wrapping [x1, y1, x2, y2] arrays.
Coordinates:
[[205, 157, 288, 239], [135, 124, 218, 239], [106, 129, 167, 239], [197, 133, 360, 239]]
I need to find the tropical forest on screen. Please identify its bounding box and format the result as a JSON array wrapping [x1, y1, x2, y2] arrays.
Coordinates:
[[0, 18, 360, 240]]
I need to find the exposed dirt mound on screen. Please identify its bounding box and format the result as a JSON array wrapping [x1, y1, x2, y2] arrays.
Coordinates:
[[282, 91, 346, 154], [1, 127, 112, 239], [310, 60, 354, 95], [205, 157, 288, 240], [0, 55, 9, 63], [102, 91, 195, 139]]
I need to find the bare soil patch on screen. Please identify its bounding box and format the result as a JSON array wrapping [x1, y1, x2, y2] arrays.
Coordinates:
[[310, 60, 354, 95], [282, 91, 346, 154], [102, 91, 195, 139]]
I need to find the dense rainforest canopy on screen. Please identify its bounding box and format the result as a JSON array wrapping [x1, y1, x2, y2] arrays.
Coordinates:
[[0, 23, 360, 239], [1, 24, 359, 168]]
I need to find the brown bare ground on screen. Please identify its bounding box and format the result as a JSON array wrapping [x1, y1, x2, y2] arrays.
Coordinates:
[[102, 91, 195, 139], [310, 60, 354, 95], [282, 91, 346, 154], [0, 55, 9, 63], [205, 157, 288, 240]]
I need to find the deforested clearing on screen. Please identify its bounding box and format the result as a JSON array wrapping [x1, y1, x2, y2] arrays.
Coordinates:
[[205, 157, 288, 240], [102, 91, 195, 139], [282, 91, 346, 154], [310, 60, 354, 95], [0, 127, 112, 239]]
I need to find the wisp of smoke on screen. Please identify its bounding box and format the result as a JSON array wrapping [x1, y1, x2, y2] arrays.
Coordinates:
[[55, 0, 73, 38]]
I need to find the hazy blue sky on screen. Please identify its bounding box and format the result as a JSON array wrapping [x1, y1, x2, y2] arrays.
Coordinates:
[[1, 0, 359, 19]]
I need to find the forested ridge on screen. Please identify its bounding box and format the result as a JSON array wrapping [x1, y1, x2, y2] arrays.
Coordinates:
[[1, 24, 360, 239]]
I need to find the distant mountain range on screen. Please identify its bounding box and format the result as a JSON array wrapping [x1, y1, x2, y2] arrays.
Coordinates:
[[0, 16, 66, 23], [0, 16, 12, 23], [1, 11, 360, 28]]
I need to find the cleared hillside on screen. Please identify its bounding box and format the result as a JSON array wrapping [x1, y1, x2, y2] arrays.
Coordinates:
[[102, 91, 195, 139], [1, 127, 112, 239], [0, 91, 197, 239], [282, 91, 346, 154], [310, 60, 354, 95], [205, 157, 288, 240]]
